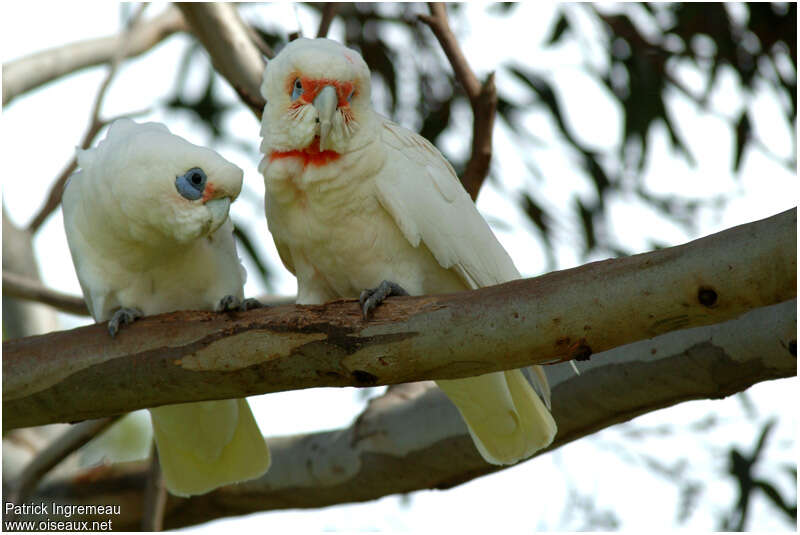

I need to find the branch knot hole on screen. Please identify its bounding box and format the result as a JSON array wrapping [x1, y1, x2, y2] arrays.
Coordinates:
[[697, 286, 718, 308], [352, 370, 378, 385]]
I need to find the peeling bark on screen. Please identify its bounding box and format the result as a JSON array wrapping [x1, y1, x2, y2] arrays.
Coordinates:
[[2, 209, 796, 430]]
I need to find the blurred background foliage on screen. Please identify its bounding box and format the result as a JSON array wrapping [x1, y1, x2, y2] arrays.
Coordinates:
[[166, 2, 796, 274]]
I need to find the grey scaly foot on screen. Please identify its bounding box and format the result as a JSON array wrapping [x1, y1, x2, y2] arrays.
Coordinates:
[[240, 297, 264, 311], [358, 280, 409, 319], [108, 307, 143, 338], [216, 295, 264, 312]]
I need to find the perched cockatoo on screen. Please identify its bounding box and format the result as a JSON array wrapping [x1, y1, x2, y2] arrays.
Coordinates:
[[62, 118, 270, 495], [259, 38, 557, 464]]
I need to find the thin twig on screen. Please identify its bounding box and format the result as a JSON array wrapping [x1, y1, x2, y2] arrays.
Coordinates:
[[316, 3, 339, 38], [2, 271, 89, 316], [26, 6, 150, 233], [26, 121, 106, 233], [141, 443, 167, 532], [418, 2, 497, 200], [2, 268, 290, 315], [418, 3, 481, 102], [9, 417, 119, 505]]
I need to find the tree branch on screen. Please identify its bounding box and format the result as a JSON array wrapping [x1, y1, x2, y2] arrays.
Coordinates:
[[6, 417, 118, 506], [176, 3, 267, 119], [19, 298, 797, 529], [0, 269, 291, 316], [3, 210, 795, 430], [141, 445, 167, 532], [2, 206, 60, 339], [316, 3, 339, 38], [2, 271, 89, 316], [25, 120, 107, 233], [418, 3, 497, 200], [1, 8, 185, 106], [26, 4, 152, 234]]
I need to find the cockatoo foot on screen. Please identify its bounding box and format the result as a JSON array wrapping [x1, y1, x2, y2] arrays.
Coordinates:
[[358, 280, 409, 319], [216, 294, 240, 312], [240, 297, 264, 311], [108, 307, 143, 338], [216, 295, 264, 312]]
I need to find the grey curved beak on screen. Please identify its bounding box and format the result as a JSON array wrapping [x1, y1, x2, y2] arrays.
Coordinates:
[[313, 85, 337, 150]]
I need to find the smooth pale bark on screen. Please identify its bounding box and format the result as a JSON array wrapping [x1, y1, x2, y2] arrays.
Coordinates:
[[2, 209, 796, 430], [2, 208, 61, 339], [1, 8, 185, 105], [176, 3, 266, 117], [16, 299, 797, 530]]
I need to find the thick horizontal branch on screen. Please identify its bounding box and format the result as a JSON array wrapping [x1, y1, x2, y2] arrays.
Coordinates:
[[176, 3, 267, 118], [2, 8, 185, 106], [22, 299, 797, 529], [2, 209, 795, 430]]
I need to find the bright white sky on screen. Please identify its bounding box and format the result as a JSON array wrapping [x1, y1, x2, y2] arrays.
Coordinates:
[[1, 2, 796, 532]]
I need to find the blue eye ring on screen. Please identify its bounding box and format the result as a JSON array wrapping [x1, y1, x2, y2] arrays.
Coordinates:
[[291, 78, 304, 101], [175, 167, 207, 201]]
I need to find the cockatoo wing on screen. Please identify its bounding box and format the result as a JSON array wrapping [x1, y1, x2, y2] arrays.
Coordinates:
[[377, 119, 519, 288], [375, 118, 556, 464]]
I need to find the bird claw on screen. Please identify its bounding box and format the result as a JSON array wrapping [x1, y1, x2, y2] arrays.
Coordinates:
[[216, 295, 241, 312], [240, 297, 264, 311], [216, 295, 264, 312], [108, 307, 143, 338], [359, 280, 409, 320]]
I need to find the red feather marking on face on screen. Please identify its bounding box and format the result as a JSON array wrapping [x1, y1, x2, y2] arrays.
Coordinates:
[[293, 76, 355, 108], [202, 183, 216, 202], [270, 137, 341, 167]]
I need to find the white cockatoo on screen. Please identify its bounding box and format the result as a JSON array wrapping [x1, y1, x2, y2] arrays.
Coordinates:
[[259, 38, 556, 465], [62, 118, 270, 495]]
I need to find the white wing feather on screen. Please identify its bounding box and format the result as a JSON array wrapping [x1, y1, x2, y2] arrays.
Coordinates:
[[374, 119, 556, 464], [376, 120, 520, 289]]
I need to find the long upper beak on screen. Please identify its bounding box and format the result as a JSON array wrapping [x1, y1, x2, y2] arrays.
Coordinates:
[[313, 85, 337, 151]]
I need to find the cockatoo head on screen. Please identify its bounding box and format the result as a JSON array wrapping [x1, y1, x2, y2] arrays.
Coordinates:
[[74, 119, 243, 246], [260, 38, 374, 154]]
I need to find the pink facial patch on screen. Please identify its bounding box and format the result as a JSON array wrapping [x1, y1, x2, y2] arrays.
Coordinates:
[[201, 183, 216, 202]]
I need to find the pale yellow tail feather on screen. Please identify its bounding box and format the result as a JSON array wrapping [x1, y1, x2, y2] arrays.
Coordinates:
[[437, 368, 556, 465], [150, 399, 270, 497]]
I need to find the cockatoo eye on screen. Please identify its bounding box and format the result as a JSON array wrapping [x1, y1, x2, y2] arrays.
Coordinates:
[[291, 78, 304, 101], [347, 89, 355, 103], [175, 167, 207, 201]]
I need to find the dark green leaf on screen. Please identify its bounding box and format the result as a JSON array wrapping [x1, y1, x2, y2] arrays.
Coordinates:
[[733, 111, 751, 172], [575, 197, 596, 253], [546, 13, 570, 45]]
